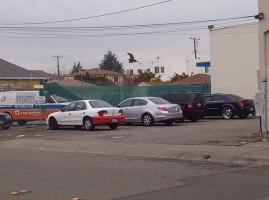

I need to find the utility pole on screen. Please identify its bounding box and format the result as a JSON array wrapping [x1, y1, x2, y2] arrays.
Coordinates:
[[52, 55, 63, 76], [190, 37, 200, 59]]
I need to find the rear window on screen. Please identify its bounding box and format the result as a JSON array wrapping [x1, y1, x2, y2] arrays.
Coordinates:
[[188, 93, 204, 102], [226, 94, 243, 100], [162, 93, 188, 102], [149, 97, 170, 104], [89, 100, 112, 108]]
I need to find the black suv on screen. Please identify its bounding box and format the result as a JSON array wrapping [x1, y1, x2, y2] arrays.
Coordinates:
[[157, 92, 207, 121]]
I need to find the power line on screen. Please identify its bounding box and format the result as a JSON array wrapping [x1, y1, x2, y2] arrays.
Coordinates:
[[0, 18, 257, 38], [0, 15, 256, 30], [0, 0, 172, 25]]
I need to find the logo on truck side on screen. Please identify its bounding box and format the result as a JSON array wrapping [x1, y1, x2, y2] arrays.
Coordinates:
[[0, 95, 7, 102]]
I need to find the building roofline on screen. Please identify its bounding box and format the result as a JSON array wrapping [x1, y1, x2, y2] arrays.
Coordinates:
[[210, 22, 258, 32], [0, 77, 47, 80]]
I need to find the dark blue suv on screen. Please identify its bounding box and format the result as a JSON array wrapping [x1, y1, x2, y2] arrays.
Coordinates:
[[204, 94, 255, 119]]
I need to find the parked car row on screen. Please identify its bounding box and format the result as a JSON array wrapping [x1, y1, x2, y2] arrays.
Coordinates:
[[46, 97, 183, 130], [1, 92, 256, 131]]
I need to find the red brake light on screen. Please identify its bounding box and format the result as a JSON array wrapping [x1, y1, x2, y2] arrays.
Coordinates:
[[98, 110, 108, 117], [157, 107, 167, 111], [238, 100, 244, 107], [188, 103, 193, 109]]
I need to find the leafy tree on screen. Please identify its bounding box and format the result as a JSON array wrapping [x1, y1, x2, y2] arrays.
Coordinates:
[[99, 50, 124, 73], [123, 69, 161, 86], [74, 74, 114, 86], [168, 72, 189, 83], [137, 69, 161, 82], [70, 62, 84, 74]]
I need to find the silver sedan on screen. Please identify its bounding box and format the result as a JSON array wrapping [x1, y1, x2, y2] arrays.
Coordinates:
[[117, 97, 183, 126]]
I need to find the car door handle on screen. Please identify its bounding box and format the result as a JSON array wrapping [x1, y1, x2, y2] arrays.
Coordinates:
[[83, 112, 85, 114], [69, 113, 71, 115]]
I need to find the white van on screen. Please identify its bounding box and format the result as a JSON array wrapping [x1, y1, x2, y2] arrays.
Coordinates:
[[0, 91, 68, 125]]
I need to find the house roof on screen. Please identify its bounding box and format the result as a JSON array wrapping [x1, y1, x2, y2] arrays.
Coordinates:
[[69, 68, 124, 77], [137, 81, 166, 86], [30, 70, 60, 80], [170, 74, 210, 85], [0, 58, 47, 79], [50, 79, 95, 87]]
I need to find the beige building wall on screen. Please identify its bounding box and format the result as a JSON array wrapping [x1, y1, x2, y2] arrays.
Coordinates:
[[210, 23, 259, 99], [0, 79, 40, 90]]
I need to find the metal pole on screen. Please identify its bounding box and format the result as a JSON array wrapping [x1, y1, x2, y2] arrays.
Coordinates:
[[261, 80, 268, 141], [80, 73, 84, 99], [52, 55, 63, 76], [40, 105, 43, 129]]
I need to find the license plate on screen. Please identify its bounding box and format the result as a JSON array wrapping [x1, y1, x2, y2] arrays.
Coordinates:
[[112, 119, 118, 122], [197, 103, 201, 106]]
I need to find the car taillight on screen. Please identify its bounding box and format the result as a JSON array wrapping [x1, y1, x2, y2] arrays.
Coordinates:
[[157, 107, 167, 111], [188, 103, 193, 109], [238, 100, 244, 107], [98, 110, 108, 117], [119, 109, 123, 115]]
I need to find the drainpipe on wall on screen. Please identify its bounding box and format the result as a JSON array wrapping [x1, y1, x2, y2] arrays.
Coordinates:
[[261, 80, 268, 141], [258, 0, 269, 141]]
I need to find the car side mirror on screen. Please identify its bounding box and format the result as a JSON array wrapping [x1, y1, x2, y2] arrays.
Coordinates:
[[60, 108, 64, 112]]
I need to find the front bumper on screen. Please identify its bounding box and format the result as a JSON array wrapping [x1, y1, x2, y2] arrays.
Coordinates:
[[92, 116, 125, 125], [0, 118, 13, 126]]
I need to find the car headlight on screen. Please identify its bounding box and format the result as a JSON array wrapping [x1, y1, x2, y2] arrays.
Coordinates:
[[5, 115, 12, 119]]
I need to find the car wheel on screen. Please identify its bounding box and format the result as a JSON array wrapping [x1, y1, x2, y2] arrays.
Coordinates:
[[84, 117, 95, 131], [2, 126, 10, 130], [175, 118, 184, 123], [239, 114, 249, 119], [17, 120, 27, 126], [109, 123, 119, 130], [164, 120, 174, 126], [222, 107, 234, 119], [142, 113, 154, 126], [49, 117, 59, 130]]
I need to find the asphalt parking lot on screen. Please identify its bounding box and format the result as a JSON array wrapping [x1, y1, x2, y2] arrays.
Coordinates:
[[1, 116, 267, 200], [0, 116, 260, 146]]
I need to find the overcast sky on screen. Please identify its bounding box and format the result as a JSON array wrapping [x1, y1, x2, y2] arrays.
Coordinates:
[[0, 0, 258, 75]]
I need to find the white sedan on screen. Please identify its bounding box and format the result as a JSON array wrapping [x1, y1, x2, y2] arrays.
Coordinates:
[[46, 100, 124, 131]]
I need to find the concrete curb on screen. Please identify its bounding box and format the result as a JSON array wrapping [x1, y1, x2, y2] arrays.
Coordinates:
[[1, 139, 269, 165]]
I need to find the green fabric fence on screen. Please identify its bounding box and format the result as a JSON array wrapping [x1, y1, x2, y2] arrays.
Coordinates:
[[42, 82, 208, 106], [64, 84, 206, 106]]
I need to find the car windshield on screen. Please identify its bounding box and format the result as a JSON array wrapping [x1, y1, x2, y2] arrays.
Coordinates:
[[89, 100, 113, 108], [227, 94, 243, 100], [188, 93, 204, 101], [51, 94, 69, 103], [149, 97, 170, 104]]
